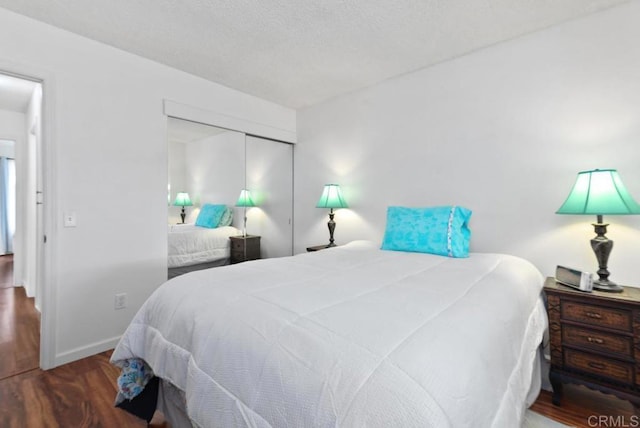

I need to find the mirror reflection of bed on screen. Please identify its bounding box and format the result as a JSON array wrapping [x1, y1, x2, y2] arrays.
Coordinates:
[[166, 118, 293, 279]]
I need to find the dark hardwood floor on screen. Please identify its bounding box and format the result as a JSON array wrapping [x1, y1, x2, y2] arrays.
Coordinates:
[[0, 254, 165, 428], [531, 385, 634, 427], [0, 286, 40, 380], [0, 254, 14, 288], [0, 350, 152, 427], [0, 254, 39, 380], [0, 252, 634, 426]]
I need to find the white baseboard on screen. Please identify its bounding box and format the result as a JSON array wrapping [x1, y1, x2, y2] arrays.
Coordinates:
[[51, 336, 121, 368]]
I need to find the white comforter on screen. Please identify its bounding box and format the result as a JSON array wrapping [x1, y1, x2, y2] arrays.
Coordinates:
[[167, 224, 239, 268], [112, 241, 547, 427]]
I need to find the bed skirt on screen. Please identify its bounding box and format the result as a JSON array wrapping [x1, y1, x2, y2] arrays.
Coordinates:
[[167, 258, 229, 279]]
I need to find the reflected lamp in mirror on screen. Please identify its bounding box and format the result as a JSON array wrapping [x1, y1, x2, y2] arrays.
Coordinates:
[[316, 184, 348, 247], [556, 169, 640, 292], [236, 189, 256, 237], [173, 192, 193, 224]]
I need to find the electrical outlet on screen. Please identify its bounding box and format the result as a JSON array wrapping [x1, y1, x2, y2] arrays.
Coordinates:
[[114, 293, 127, 310], [63, 212, 77, 228]]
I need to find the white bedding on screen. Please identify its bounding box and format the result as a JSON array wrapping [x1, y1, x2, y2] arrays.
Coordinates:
[[113, 240, 547, 427], [167, 224, 239, 268]]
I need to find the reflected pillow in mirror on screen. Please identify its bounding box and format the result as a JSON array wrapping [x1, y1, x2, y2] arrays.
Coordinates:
[[195, 204, 227, 228], [218, 207, 233, 227], [381, 205, 472, 257]]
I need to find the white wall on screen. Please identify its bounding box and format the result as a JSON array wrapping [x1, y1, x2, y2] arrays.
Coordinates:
[[0, 109, 24, 143], [0, 7, 295, 366], [0, 139, 15, 157], [295, 1, 640, 286]]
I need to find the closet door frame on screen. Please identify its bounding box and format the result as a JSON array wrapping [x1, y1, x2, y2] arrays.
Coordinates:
[[163, 100, 296, 144]]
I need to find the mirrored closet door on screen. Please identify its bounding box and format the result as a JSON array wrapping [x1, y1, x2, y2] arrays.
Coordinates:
[[167, 118, 245, 226], [167, 118, 245, 278], [245, 135, 293, 258], [166, 117, 293, 278]]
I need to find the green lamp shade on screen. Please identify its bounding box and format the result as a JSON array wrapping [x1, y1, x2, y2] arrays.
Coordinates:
[[316, 184, 348, 209], [173, 192, 193, 207], [236, 189, 256, 207], [556, 169, 640, 215]]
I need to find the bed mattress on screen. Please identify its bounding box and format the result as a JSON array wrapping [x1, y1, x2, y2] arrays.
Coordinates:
[[113, 241, 547, 427], [167, 224, 239, 268]]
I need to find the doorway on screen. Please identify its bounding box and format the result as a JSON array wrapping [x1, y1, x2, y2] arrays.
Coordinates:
[[0, 138, 16, 288], [0, 139, 16, 257], [0, 71, 43, 375], [0, 139, 16, 287]]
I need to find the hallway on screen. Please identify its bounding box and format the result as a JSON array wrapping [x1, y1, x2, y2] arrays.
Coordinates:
[[0, 254, 14, 288], [0, 255, 39, 380]]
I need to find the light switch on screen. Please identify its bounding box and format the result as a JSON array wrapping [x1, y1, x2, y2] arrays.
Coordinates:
[[63, 212, 77, 228]]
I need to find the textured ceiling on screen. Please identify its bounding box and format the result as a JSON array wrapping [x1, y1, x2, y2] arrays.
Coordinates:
[[0, 0, 630, 108]]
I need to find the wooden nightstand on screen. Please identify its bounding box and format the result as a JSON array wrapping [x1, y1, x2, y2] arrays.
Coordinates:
[[544, 277, 640, 414], [306, 244, 335, 252], [229, 235, 260, 264]]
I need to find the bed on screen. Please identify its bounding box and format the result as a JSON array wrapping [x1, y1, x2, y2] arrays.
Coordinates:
[[167, 223, 240, 278], [112, 240, 547, 427]]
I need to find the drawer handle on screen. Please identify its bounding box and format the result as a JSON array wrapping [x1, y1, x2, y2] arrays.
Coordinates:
[[585, 312, 602, 319], [587, 337, 604, 344], [588, 362, 606, 370]]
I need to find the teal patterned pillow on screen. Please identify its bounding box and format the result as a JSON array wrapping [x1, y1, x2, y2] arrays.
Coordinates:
[[195, 204, 227, 228], [218, 207, 233, 227], [381, 206, 472, 257]]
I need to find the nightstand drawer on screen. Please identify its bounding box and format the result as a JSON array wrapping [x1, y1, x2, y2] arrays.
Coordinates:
[[229, 235, 261, 264], [545, 278, 640, 411], [562, 301, 632, 332], [564, 348, 634, 384], [231, 249, 243, 259], [563, 325, 632, 357]]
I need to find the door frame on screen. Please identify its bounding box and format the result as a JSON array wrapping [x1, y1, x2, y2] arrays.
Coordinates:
[[0, 64, 57, 370]]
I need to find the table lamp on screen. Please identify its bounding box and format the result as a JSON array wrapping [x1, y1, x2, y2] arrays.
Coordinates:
[[235, 189, 256, 237], [556, 169, 640, 292], [316, 184, 348, 247], [173, 192, 193, 224]]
